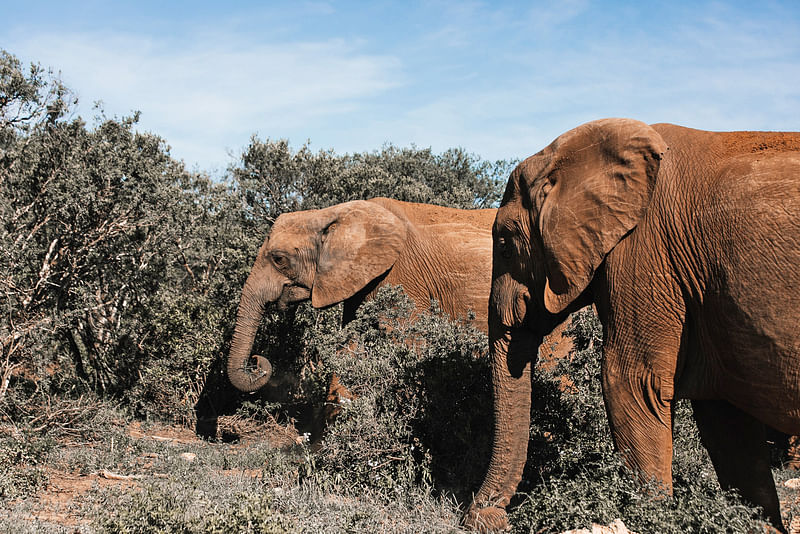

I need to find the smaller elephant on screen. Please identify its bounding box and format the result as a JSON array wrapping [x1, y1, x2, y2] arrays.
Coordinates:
[[226, 197, 497, 394]]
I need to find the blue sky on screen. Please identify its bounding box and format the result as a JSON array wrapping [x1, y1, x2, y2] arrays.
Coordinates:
[[3, 1, 799, 175]]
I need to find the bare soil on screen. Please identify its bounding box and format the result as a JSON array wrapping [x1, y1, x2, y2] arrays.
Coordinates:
[[15, 416, 301, 531]]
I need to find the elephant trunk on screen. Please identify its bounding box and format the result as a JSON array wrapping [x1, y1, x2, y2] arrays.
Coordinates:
[[227, 276, 281, 392], [465, 323, 536, 532]]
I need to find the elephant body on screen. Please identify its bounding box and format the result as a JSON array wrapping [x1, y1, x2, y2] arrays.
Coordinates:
[[467, 119, 800, 532], [347, 197, 496, 330], [610, 124, 800, 431]]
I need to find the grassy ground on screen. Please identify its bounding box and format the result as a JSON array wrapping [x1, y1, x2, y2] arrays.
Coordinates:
[[2, 406, 464, 534], [4, 393, 800, 533], [4, 292, 800, 533], [4, 394, 799, 533]]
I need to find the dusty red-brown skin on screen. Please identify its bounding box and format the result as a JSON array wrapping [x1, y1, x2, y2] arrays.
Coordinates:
[[226, 197, 498, 394], [465, 119, 800, 533], [226, 195, 574, 441]]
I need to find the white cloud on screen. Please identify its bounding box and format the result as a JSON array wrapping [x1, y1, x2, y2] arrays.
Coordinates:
[[4, 0, 798, 173], [6, 30, 402, 172]]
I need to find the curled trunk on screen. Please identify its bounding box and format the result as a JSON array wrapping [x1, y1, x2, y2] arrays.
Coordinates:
[[227, 279, 279, 392], [465, 324, 537, 532]]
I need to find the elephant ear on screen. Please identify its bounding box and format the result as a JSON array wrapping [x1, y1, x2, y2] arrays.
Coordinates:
[[311, 200, 407, 308], [538, 118, 668, 313]]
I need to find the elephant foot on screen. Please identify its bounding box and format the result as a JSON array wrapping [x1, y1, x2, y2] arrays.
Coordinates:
[[463, 505, 509, 532]]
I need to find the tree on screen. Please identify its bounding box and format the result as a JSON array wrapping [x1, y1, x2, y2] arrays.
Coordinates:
[[0, 50, 252, 405], [231, 137, 514, 226], [0, 50, 77, 398]]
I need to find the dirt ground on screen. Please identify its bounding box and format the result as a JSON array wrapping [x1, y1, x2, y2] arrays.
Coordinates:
[[16, 417, 301, 531], [14, 418, 800, 533]]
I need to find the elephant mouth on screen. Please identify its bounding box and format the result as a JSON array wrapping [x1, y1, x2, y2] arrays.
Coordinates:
[[491, 289, 532, 330], [277, 285, 311, 309]]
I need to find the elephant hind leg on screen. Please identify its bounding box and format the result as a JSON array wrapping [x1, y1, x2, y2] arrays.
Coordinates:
[[692, 399, 785, 533]]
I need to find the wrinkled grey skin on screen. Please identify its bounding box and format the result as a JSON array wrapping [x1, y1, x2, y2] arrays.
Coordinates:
[[465, 118, 800, 532]]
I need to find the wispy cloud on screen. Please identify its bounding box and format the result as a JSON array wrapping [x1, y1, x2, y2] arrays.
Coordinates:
[[3, 1, 798, 172], [6, 29, 402, 172]]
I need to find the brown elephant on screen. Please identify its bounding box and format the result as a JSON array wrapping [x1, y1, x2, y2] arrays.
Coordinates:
[[226, 197, 498, 394], [465, 118, 800, 532]]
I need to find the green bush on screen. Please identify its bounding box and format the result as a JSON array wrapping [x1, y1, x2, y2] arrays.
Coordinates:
[[510, 307, 766, 533], [302, 285, 491, 500], [94, 482, 293, 534], [0, 430, 53, 501]]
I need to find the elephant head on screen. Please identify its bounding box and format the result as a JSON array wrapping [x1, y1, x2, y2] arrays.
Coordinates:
[[466, 118, 666, 531], [227, 200, 407, 392]]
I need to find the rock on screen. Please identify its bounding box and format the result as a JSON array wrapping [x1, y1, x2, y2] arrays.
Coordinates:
[[179, 452, 197, 462], [783, 477, 800, 489], [561, 519, 638, 534]]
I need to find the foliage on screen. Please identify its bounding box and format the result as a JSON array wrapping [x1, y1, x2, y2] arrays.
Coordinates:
[[94, 482, 294, 534], [0, 49, 76, 139], [0, 50, 258, 424], [510, 307, 767, 533], [231, 137, 512, 225], [0, 430, 53, 501], [303, 285, 491, 499]]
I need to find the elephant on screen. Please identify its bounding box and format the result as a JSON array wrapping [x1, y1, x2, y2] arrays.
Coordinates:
[[465, 118, 800, 532], [225, 196, 575, 442], [226, 197, 498, 395]]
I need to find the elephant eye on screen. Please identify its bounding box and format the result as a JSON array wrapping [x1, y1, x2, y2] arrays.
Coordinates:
[[498, 237, 512, 258], [271, 253, 288, 268]]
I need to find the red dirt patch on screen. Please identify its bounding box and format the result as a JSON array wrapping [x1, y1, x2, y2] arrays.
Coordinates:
[[24, 468, 138, 528]]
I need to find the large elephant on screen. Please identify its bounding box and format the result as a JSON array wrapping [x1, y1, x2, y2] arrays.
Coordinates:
[[226, 197, 497, 393], [466, 118, 800, 532]]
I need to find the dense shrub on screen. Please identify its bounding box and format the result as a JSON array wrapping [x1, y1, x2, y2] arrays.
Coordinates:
[[94, 483, 294, 534], [302, 286, 491, 499], [511, 308, 766, 533], [1, 50, 259, 425], [231, 137, 512, 223], [0, 430, 53, 501]]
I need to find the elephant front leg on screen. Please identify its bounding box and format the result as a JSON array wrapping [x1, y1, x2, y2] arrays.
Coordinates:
[[602, 361, 675, 490], [692, 399, 785, 533]]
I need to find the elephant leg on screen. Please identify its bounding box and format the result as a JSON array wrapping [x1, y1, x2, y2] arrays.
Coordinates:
[[309, 373, 356, 450], [596, 279, 683, 490], [602, 364, 675, 489], [692, 399, 785, 533]]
